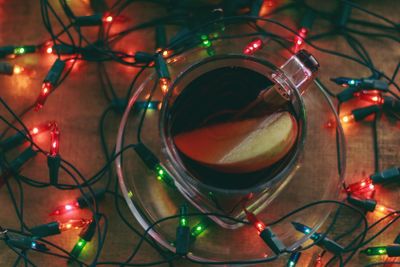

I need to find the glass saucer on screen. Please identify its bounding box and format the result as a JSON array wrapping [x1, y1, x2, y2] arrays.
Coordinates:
[[115, 39, 345, 262]]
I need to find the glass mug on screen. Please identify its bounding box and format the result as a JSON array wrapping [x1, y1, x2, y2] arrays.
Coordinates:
[[115, 39, 345, 261]]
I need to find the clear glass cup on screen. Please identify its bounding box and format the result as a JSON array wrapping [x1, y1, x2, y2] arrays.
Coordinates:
[[115, 37, 345, 262]]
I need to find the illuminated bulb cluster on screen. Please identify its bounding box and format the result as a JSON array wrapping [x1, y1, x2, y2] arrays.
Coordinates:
[[340, 113, 355, 124], [354, 90, 383, 104], [42, 41, 54, 54], [49, 124, 60, 156], [104, 15, 113, 23], [347, 194, 396, 217], [59, 219, 91, 232], [200, 34, 216, 56], [29, 121, 54, 136], [314, 255, 323, 267], [13, 65, 24, 75], [345, 177, 375, 195], [35, 59, 66, 110], [243, 38, 264, 55], [70, 238, 87, 259], [14, 47, 26, 55], [200, 34, 212, 48], [154, 164, 175, 187], [35, 82, 53, 110], [287, 251, 301, 267], [191, 222, 208, 238], [50, 202, 80, 216], [245, 209, 266, 233], [245, 210, 286, 254], [134, 101, 161, 111], [374, 204, 396, 217], [361, 246, 387, 256], [159, 78, 170, 94], [293, 27, 307, 52]]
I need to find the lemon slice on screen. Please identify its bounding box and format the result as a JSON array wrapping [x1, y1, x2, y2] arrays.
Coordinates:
[[173, 111, 298, 173]]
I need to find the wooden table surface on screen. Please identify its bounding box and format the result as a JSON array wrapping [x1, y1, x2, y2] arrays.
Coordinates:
[[0, 0, 399, 266]]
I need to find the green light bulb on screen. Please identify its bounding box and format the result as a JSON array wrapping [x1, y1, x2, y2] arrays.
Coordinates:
[[190, 219, 211, 238], [70, 238, 87, 259], [180, 218, 188, 227], [362, 246, 387, 256], [179, 204, 188, 227], [14, 47, 25, 54], [202, 40, 211, 48]]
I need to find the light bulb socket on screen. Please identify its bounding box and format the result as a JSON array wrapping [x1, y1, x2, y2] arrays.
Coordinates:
[[260, 227, 286, 255], [52, 44, 76, 55], [0, 46, 15, 58], [134, 143, 160, 170], [336, 2, 352, 28], [175, 226, 190, 255], [77, 188, 107, 208], [300, 9, 316, 30], [44, 59, 66, 86], [387, 245, 400, 257], [47, 155, 61, 185], [383, 96, 400, 112], [31, 221, 61, 237], [0, 131, 27, 152], [337, 87, 360, 102], [134, 51, 155, 64], [352, 105, 380, 121], [0, 62, 14, 75], [347, 194, 377, 212], [9, 147, 37, 171], [75, 13, 103, 26], [155, 24, 167, 51], [370, 167, 400, 184]]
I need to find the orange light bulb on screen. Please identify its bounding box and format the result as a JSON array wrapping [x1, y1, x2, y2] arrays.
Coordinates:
[[105, 15, 113, 22], [13, 65, 24, 75]]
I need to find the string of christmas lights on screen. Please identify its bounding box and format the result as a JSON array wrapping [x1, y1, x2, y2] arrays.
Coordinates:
[[0, 0, 399, 266]]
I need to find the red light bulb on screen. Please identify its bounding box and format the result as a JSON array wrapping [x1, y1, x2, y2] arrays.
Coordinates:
[[293, 27, 308, 52], [35, 82, 53, 110], [314, 255, 323, 267], [103, 15, 113, 23], [374, 204, 396, 217], [13, 65, 24, 75], [340, 113, 355, 124], [28, 121, 53, 136], [354, 90, 383, 104], [49, 124, 60, 156], [346, 178, 375, 194], [159, 78, 170, 94], [58, 219, 91, 232], [50, 201, 80, 216], [162, 49, 172, 58], [42, 82, 51, 95], [245, 210, 266, 233], [244, 38, 264, 55]]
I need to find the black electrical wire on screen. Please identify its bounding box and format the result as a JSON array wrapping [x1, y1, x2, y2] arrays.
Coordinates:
[[1, 1, 400, 266]]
